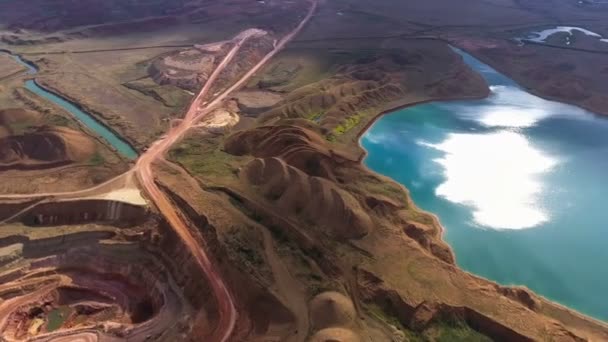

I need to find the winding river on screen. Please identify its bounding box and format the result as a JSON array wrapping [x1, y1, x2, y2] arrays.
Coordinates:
[[362, 49, 608, 321], [3, 52, 138, 159]]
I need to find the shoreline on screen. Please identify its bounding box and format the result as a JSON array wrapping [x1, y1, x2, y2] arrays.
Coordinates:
[[354, 92, 491, 163], [352, 79, 608, 328], [3, 49, 140, 159], [453, 41, 608, 118], [29, 79, 140, 159]]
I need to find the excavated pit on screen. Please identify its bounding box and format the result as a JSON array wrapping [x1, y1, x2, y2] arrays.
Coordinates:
[[0, 240, 179, 340], [0, 211, 226, 341]]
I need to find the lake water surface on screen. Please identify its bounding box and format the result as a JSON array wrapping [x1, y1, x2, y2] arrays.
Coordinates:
[[523, 26, 608, 45], [361, 49, 608, 321]]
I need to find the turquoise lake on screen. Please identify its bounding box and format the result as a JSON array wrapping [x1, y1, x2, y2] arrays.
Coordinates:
[[4, 52, 138, 159], [361, 49, 608, 321]]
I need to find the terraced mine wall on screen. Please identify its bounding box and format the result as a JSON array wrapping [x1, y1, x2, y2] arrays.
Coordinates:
[[0, 195, 219, 337], [0, 230, 186, 340], [30, 231, 116, 254], [0, 231, 116, 281], [0, 199, 42, 221], [49, 245, 172, 322], [147, 218, 220, 340], [11, 199, 148, 226], [0, 160, 72, 171]]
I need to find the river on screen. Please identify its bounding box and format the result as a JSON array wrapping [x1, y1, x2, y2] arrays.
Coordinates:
[[361, 48, 608, 321], [3, 52, 138, 159]]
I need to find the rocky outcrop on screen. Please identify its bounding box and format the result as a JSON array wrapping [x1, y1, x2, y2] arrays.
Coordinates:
[[402, 221, 454, 264], [356, 268, 586, 342], [495, 285, 540, 311], [232, 90, 283, 116]]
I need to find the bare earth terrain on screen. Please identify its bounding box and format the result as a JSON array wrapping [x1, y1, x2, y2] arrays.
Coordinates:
[[0, 0, 607, 341], [0, 55, 24, 81]]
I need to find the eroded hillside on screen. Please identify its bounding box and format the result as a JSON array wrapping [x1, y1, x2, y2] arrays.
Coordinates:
[[1, 0, 608, 341]]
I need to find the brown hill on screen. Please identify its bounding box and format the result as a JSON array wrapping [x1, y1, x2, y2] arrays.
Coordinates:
[[0, 108, 41, 130], [0, 126, 95, 169], [241, 157, 371, 240], [310, 327, 361, 342], [225, 123, 356, 181], [310, 291, 357, 330], [150, 48, 218, 92], [258, 57, 408, 133]]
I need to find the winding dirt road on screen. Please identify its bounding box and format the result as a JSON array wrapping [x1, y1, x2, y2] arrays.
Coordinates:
[[0, 1, 317, 340], [134, 2, 317, 341], [134, 28, 263, 342]]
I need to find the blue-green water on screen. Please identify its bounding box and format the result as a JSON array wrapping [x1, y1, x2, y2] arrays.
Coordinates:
[[4, 52, 137, 159], [24, 80, 138, 159], [361, 49, 608, 321]]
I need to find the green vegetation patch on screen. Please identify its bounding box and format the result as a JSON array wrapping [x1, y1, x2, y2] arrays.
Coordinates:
[[7, 121, 37, 135], [46, 114, 71, 127], [427, 320, 492, 342], [365, 303, 408, 331], [348, 175, 409, 205], [332, 113, 362, 136], [88, 151, 105, 166], [404, 208, 435, 226], [306, 110, 324, 122], [225, 226, 264, 267], [123, 78, 191, 109], [46, 306, 72, 332], [169, 133, 248, 182], [250, 48, 376, 92], [223, 225, 272, 283], [364, 304, 491, 342]]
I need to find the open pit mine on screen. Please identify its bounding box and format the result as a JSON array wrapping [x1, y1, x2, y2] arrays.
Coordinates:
[[2, 0, 608, 341]]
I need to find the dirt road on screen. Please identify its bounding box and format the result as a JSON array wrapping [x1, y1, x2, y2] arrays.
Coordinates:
[[0, 1, 318, 340], [133, 2, 317, 341], [132, 29, 262, 342]]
